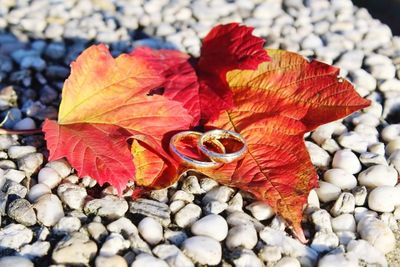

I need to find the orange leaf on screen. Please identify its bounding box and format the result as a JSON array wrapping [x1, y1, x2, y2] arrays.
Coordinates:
[[208, 50, 370, 241]]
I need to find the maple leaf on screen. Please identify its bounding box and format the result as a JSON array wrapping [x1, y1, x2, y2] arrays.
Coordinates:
[[43, 44, 193, 193], [205, 49, 370, 241]]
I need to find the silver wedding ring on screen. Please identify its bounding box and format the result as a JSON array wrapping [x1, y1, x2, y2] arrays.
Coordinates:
[[169, 129, 247, 169]]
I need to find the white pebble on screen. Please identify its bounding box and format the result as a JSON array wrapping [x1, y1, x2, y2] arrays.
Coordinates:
[[307, 189, 320, 208], [46, 159, 72, 178], [358, 165, 398, 187], [347, 239, 387, 266], [386, 138, 400, 156], [331, 214, 356, 232], [233, 249, 263, 267], [318, 252, 358, 267], [330, 193, 355, 216], [95, 255, 128, 267], [138, 217, 163, 245], [323, 169, 357, 190], [246, 201, 274, 220], [305, 141, 331, 168], [174, 203, 201, 227], [338, 132, 368, 153], [27, 183, 51, 203], [357, 216, 395, 254], [34, 194, 64, 226], [190, 214, 228, 241], [37, 167, 62, 189], [0, 256, 33, 267], [311, 231, 339, 253], [368, 186, 400, 212], [275, 257, 301, 267], [131, 254, 168, 267], [182, 236, 221, 265], [315, 181, 341, 203], [332, 149, 362, 174], [225, 224, 257, 250], [311, 209, 333, 232]]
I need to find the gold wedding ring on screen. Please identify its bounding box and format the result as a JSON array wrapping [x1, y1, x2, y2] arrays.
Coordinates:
[[169, 129, 247, 169]]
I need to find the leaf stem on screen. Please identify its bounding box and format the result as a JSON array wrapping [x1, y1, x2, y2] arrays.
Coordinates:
[[0, 128, 43, 135]]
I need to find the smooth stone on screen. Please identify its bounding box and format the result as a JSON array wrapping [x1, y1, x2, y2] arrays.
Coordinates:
[[95, 255, 128, 267], [170, 200, 185, 214], [7, 198, 36, 226], [20, 241, 50, 259], [357, 216, 395, 254], [199, 178, 218, 192], [358, 165, 398, 188], [52, 232, 97, 265], [174, 203, 201, 228], [225, 224, 258, 250], [245, 201, 275, 220], [259, 245, 282, 263], [352, 186, 368, 206], [164, 229, 187, 246], [203, 200, 228, 214], [45, 159, 72, 178], [190, 214, 228, 241], [17, 152, 43, 176], [106, 217, 137, 236], [315, 181, 341, 203], [368, 186, 400, 212], [0, 256, 33, 267], [202, 186, 234, 204], [7, 145, 36, 159], [381, 124, 400, 142], [233, 249, 263, 267], [38, 167, 61, 189], [307, 189, 320, 208], [275, 256, 301, 267], [336, 231, 357, 246], [227, 211, 265, 231], [131, 254, 168, 267], [346, 240, 387, 266], [336, 50, 364, 71], [323, 169, 357, 190], [153, 244, 194, 267], [181, 176, 205, 194], [331, 214, 356, 232], [170, 190, 194, 203], [318, 252, 358, 267], [227, 192, 244, 212], [386, 138, 400, 156], [3, 169, 25, 183], [100, 233, 130, 256], [130, 198, 171, 226], [13, 117, 36, 130], [311, 209, 332, 232], [350, 69, 376, 91], [311, 231, 339, 253], [53, 216, 81, 233], [27, 183, 51, 202], [259, 227, 318, 266], [57, 183, 87, 210], [182, 236, 222, 265], [0, 223, 33, 250], [388, 150, 400, 173], [332, 149, 362, 174], [138, 217, 163, 245], [85, 195, 128, 219], [380, 212, 399, 231], [305, 141, 331, 168], [359, 152, 387, 167], [338, 132, 368, 153], [87, 222, 108, 242], [330, 193, 355, 216], [34, 194, 64, 227]]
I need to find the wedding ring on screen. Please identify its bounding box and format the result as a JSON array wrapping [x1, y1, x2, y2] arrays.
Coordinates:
[[169, 131, 224, 169], [198, 129, 247, 163]]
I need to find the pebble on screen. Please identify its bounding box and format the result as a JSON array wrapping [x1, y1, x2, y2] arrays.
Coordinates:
[[352, 186, 368, 206], [190, 214, 228, 241], [182, 236, 222, 265], [17, 152, 43, 176], [153, 244, 194, 267], [227, 211, 265, 231], [381, 124, 400, 142], [331, 214, 356, 232], [52, 232, 97, 265], [3, 169, 25, 183], [53, 216, 81, 233], [202, 185, 234, 204], [84, 195, 128, 219], [359, 152, 387, 166], [181, 175, 205, 194], [368, 185, 400, 212], [318, 252, 358, 267], [315, 181, 341, 203], [346, 239, 388, 266], [130, 198, 171, 226], [138, 217, 163, 245], [245, 201, 275, 220], [27, 183, 51, 202], [311, 231, 339, 253], [305, 141, 331, 168], [357, 216, 395, 254], [311, 209, 333, 232], [45, 159, 72, 178], [323, 169, 357, 190], [233, 249, 264, 267], [7, 198, 36, 226], [37, 167, 62, 189], [0, 256, 33, 267], [226, 224, 258, 250], [0, 223, 33, 250], [259, 245, 282, 263], [99, 233, 130, 256], [330, 192, 355, 216], [332, 149, 362, 174], [7, 145, 36, 159], [174, 203, 201, 228], [34, 194, 64, 226], [95, 255, 128, 267], [131, 254, 168, 267], [357, 164, 398, 187], [203, 200, 228, 214], [13, 117, 36, 130], [87, 222, 108, 242], [20, 241, 51, 259], [338, 132, 368, 153], [57, 182, 87, 210], [275, 257, 301, 267]]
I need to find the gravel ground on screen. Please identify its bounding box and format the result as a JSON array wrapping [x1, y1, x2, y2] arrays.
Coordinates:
[[0, 0, 400, 266]]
